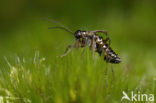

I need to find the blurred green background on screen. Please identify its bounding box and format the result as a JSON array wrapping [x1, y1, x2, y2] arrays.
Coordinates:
[[0, 0, 156, 56], [0, 0, 156, 102]]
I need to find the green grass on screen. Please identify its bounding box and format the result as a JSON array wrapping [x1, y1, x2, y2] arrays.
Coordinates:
[[0, 10, 156, 103], [0, 47, 155, 103], [0, 0, 156, 102]]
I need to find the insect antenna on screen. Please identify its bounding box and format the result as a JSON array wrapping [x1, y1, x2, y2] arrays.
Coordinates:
[[48, 26, 73, 34], [44, 18, 73, 34]]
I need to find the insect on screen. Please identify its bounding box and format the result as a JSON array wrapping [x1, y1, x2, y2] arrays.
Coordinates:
[[46, 18, 121, 83]]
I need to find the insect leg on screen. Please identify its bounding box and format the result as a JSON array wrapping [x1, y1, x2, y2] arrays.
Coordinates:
[[90, 30, 108, 36], [60, 45, 74, 57], [101, 45, 109, 87], [75, 39, 80, 48], [111, 64, 115, 81], [87, 31, 96, 56], [105, 37, 111, 46], [105, 38, 115, 81], [105, 61, 108, 87], [81, 38, 88, 55], [60, 39, 79, 57], [90, 36, 96, 57]]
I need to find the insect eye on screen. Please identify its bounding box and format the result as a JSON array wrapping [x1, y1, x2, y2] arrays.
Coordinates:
[[74, 30, 81, 39]]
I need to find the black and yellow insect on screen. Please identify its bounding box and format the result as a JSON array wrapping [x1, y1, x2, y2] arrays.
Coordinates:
[[46, 18, 121, 82]]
